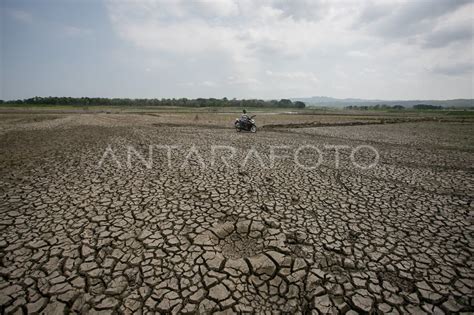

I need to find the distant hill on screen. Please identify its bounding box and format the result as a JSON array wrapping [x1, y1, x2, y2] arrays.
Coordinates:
[[291, 96, 474, 108]]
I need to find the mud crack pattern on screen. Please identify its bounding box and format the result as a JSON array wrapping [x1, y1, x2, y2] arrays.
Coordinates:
[[0, 113, 473, 314]]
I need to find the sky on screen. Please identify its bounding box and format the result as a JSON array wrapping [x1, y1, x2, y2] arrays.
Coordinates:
[[1, 0, 473, 100]]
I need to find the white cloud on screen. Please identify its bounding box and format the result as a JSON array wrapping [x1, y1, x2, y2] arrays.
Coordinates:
[[430, 62, 474, 76], [227, 76, 261, 86], [347, 50, 370, 58], [266, 70, 319, 83], [201, 80, 217, 87], [104, 0, 474, 99]]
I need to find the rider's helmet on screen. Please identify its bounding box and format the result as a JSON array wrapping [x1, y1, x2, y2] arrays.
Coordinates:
[[243, 109, 247, 114]]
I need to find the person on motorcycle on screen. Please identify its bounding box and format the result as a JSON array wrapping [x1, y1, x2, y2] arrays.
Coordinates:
[[235, 109, 257, 132], [240, 109, 250, 126]]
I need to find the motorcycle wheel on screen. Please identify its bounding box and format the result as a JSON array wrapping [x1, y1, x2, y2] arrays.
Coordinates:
[[235, 122, 241, 132], [250, 125, 257, 133]]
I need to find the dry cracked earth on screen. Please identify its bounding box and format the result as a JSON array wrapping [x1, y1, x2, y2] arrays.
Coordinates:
[[0, 112, 473, 314]]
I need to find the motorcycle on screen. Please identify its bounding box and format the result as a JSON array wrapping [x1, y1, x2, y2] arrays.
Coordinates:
[[235, 115, 257, 133]]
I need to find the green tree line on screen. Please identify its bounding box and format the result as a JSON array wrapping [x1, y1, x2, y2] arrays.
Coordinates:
[[0, 97, 306, 108]]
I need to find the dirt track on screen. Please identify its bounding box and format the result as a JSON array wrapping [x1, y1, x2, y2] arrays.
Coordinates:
[[0, 111, 473, 314]]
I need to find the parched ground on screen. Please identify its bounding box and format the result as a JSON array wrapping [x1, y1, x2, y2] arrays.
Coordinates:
[[0, 111, 473, 314]]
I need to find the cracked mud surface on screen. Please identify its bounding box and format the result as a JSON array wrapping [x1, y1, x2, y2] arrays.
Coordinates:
[[0, 112, 473, 314]]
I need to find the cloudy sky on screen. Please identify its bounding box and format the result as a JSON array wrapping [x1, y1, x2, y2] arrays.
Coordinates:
[[1, 0, 473, 100]]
